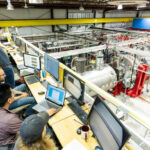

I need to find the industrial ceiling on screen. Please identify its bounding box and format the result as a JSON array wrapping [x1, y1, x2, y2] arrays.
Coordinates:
[[0, 0, 150, 10]]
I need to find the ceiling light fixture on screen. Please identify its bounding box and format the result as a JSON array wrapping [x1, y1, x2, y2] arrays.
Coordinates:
[[24, 0, 28, 8], [117, 4, 123, 10], [7, 0, 14, 10], [29, 0, 43, 4], [79, 3, 84, 11]]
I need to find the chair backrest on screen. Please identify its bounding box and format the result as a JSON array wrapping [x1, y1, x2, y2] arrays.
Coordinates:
[[88, 97, 131, 150]]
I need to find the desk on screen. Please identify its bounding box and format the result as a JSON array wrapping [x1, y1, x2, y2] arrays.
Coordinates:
[[52, 115, 99, 150], [24, 79, 75, 124], [24, 78, 99, 149], [24, 78, 134, 150]]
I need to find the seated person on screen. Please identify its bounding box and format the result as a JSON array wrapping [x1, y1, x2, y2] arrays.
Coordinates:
[[13, 109, 57, 150], [0, 84, 22, 150], [0, 68, 36, 116]]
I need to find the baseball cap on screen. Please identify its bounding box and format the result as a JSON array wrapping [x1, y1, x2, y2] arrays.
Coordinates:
[[20, 111, 49, 145]]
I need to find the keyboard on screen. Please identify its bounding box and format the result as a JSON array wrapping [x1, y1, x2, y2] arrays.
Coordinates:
[[39, 100, 60, 109], [25, 76, 39, 85], [68, 101, 88, 125]]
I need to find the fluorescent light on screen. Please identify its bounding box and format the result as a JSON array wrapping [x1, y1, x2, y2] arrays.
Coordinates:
[[79, 3, 84, 11], [117, 4, 123, 10], [29, 0, 43, 3], [7, 2, 14, 10], [7, 0, 14, 10], [24, 0, 28, 8]]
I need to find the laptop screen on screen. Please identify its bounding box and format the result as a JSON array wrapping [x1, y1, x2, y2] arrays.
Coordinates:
[[34, 69, 40, 81], [46, 84, 65, 105]]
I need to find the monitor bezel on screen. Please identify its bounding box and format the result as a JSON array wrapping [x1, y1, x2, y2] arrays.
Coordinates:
[[88, 96, 131, 150], [44, 54, 59, 81], [63, 69, 85, 105], [23, 53, 41, 70]]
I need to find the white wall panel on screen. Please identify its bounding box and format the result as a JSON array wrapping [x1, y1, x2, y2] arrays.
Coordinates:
[[68, 9, 92, 13], [53, 9, 66, 18], [140, 11, 150, 17], [0, 8, 50, 20], [17, 26, 52, 35], [0, 8, 51, 35], [53, 9, 67, 31], [106, 10, 136, 18], [95, 10, 103, 18]]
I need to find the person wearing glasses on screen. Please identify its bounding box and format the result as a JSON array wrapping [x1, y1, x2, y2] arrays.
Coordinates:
[[0, 67, 36, 117]]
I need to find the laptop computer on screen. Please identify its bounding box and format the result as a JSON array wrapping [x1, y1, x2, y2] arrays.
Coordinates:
[[33, 84, 66, 113], [25, 69, 41, 85]]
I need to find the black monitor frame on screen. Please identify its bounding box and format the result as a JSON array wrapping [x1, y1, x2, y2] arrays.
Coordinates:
[[23, 53, 41, 70], [88, 96, 131, 150], [63, 69, 85, 105], [44, 54, 59, 81]]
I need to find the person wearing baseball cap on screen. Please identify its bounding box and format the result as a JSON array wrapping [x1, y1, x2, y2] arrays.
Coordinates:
[[13, 109, 58, 150]]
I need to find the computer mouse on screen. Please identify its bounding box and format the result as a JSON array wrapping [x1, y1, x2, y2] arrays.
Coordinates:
[[77, 127, 81, 134], [38, 91, 45, 95]]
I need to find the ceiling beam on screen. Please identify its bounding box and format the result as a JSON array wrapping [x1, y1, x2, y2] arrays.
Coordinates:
[[0, 18, 135, 27]]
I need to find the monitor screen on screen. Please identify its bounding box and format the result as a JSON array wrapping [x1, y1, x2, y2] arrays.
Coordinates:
[[88, 97, 130, 150], [64, 70, 85, 105], [23, 53, 41, 70], [44, 54, 59, 80], [46, 84, 65, 106]]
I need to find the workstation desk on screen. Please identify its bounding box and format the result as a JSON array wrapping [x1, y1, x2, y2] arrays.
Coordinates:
[[24, 77, 99, 150]]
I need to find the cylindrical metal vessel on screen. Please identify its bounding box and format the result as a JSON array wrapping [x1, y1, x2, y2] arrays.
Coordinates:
[[82, 66, 117, 93]]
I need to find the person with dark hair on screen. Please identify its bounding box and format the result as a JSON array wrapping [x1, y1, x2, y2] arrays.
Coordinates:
[[0, 83, 57, 150], [0, 83, 22, 150], [0, 68, 36, 117], [0, 27, 15, 88], [13, 109, 57, 150]]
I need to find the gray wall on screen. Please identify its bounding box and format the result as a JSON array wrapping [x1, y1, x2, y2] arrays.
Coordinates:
[[0, 8, 150, 35]]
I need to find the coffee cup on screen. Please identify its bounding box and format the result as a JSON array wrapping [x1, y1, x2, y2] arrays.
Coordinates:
[[81, 125, 89, 140]]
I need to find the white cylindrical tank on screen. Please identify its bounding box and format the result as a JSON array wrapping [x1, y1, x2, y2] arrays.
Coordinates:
[[82, 66, 117, 93]]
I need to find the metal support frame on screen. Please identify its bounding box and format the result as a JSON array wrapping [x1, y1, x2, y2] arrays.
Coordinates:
[[66, 8, 69, 31], [51, 8, 55, 32], [102, 9, 106, 28], [136, 10, 140, 18]]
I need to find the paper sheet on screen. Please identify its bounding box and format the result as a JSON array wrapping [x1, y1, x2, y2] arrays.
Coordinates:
[[62, 139, 87, 150]]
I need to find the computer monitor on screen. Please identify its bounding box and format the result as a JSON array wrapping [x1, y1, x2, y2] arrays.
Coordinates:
[[44, 54, 59, 80], [46, 84, 66, 106], [88, 97, 130, 150], [23, 53, 41, 70], [63, 70, 85, 105]]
